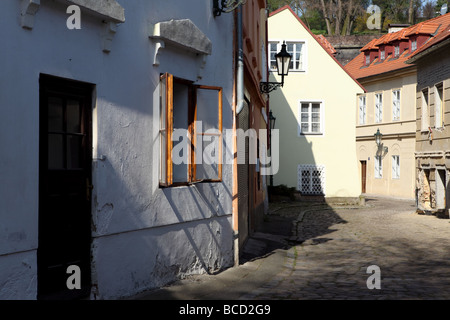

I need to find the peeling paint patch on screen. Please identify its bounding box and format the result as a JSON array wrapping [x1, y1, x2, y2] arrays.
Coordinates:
[[95, 203, 114, 234]]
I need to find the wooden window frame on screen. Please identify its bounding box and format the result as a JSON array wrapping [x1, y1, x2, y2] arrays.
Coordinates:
[[159, 73, 223, 187]]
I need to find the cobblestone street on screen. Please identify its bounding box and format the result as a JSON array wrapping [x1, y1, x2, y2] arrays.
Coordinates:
[[241, 197, 450, 300]]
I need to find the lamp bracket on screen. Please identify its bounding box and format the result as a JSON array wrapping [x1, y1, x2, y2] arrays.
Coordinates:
[[260, 82, 282, 94], [213, 0, 247, 17]]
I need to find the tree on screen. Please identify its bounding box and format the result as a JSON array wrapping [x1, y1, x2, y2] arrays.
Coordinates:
[[423, 1, 436, 19]]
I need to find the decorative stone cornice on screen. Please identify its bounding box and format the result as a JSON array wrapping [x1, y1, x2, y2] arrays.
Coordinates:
[[20, 0, 125, 53], [63, 0, 125, 23], [20, 0, 40, 29], [149, 19, 212, 67]]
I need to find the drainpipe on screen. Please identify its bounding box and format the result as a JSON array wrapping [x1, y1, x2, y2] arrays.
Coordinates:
[[232, 4, 244, 267], [236, 5, 244, 115]]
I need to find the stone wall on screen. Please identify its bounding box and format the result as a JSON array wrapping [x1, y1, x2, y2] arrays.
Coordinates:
[[325, 35, 381, 65]]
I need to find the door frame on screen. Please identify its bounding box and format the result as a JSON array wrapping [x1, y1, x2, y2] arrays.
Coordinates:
[[38, 74, 94, 300]]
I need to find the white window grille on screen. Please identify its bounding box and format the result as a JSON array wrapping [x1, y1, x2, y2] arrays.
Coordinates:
[[392, 155, 400, 179], [375, 156, 383, 179], [392, 90, 401, 121], [298, 164, 326, 195], [359, 95, 366, 125], [375, 93, 383, 123], [380, 50, 385, 61]]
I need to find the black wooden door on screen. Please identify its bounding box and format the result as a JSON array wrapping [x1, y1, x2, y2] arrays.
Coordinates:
[[38, 75, 93, 300]]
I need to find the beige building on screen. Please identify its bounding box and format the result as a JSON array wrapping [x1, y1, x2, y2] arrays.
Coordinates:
[[268, 6, 364, 200], [406, 24, 450, 214], [346, 13, 450, 200]]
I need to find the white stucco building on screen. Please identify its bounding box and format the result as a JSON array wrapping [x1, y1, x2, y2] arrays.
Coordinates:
[[0, 0, 236, 299]]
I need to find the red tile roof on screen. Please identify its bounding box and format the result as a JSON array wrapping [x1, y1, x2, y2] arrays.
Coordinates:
[[346, 13, 450, 80], [407, 24, 450, 61], [315, 34, 337, 55]]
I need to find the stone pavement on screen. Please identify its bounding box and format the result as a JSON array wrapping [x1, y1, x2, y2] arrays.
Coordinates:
[[131, 197, 450, 300]]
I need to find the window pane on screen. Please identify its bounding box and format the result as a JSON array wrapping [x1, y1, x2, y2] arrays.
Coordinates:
[[312, 112, 320, 122], [196, 135, 220, 181], [301, 104, 309, 112], [67, 135, 82, 169], [48, 134, 64, 169], [301, 123, 309, 133], [312, 123, 320, 133], [197, 88, 220, 131], [173, 82, 189, 130], [48, 97, 63, 132], [301, 113, 309, 123], [195, 86, 222, 181], [160, 130, 166, 184], [66, 100, 81, 133], [312, 104, 320, 113], [159, 75, 168, 184], [172, 82, 190, 183]]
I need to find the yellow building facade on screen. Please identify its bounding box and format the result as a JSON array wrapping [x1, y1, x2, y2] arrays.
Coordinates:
[[268, 6, 364, 199], [355, 70, 417, 199]]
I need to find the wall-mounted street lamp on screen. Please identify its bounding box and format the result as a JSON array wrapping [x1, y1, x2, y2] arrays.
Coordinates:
[[374, 128, 388, 155], [260, 41, 292, 94], [213, 0, 247, 17], [269, 111, 276, 130], [374, 128, 382, 147]]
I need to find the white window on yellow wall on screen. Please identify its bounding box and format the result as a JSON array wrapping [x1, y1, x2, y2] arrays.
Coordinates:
[[435, 83, 444, 129], [375, 93, 383, 123], [286, 42, 304, 71], [269, 41, 279, 71], [392, 155, 400, 179], [269, 40, 306, 72], [299, 101, 323, 135], [392, 90, 401, 121], [375, 156, 382, 179], [359, 95, 366, 125]]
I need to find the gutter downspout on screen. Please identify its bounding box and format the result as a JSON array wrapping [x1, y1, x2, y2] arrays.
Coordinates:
[[232, 4, 244, 267], [236, 5, 244, 115]]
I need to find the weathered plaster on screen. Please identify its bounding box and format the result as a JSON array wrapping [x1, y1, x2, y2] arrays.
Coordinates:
[[1, 0, 234, 299]]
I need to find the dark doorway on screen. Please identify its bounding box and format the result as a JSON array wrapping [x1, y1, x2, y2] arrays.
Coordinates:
[[361, 161, 367, 194], [38, 75, 94, 300]]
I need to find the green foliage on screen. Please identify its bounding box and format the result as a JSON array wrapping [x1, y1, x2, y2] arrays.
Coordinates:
[[267, 0, 439, 35]]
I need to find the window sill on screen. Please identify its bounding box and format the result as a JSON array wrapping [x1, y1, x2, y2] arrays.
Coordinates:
[[159, 180, 222, 188], [299, 132, 323, 136]]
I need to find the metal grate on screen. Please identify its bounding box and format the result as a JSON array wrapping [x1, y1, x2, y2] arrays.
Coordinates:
[[298, 164, 326, 195]]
